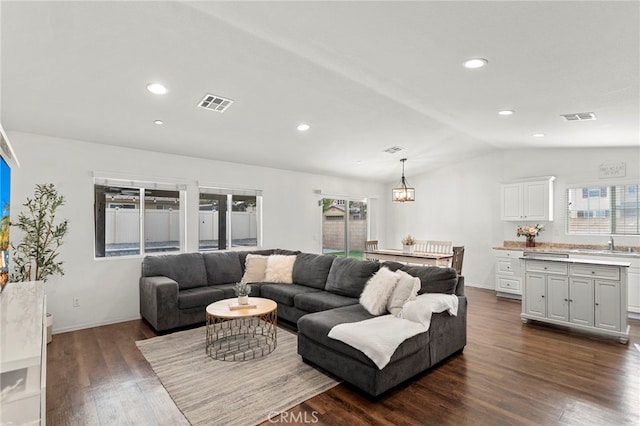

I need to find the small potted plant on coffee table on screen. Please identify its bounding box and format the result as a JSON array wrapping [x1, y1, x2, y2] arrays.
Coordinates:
[[234, 281, 252, 305]]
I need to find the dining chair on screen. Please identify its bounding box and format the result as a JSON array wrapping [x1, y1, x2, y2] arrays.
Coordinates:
[[450, 246, 465, 275], [414, 240, 429, 252], [419, 240, 453, 254], [365, 240, 378, 251]]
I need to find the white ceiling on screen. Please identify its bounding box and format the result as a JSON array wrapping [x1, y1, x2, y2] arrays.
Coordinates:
[[1, 1, 638, 182]]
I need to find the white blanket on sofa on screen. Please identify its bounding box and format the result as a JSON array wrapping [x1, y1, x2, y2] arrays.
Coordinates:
[[328, 293, 459, 370], [400, 293, 459, 329]]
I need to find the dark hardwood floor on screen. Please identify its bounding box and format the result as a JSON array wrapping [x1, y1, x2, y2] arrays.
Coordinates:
[[47, 287, 640, 425]]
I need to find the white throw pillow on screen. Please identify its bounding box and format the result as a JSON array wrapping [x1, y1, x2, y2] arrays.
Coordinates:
[[242, 254, 269, 282], [264, 255, 296, 283], [386, 270, 421, 317], [359, 267, 400, 315]]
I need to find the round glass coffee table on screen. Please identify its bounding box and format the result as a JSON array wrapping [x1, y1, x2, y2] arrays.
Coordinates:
[[205, 297, 277, 361]]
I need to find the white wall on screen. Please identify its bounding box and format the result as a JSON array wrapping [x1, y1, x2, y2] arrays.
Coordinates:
[[8, 131, 385, 333], [384, 146, 640, 291]]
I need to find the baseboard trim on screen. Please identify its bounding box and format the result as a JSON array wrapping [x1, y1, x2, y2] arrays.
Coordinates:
[[52, 315, 141, 335], [496, 292, 522, 300]]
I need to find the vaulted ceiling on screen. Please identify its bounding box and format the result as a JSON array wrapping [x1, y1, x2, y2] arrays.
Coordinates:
[[1, 1, 638, 182]]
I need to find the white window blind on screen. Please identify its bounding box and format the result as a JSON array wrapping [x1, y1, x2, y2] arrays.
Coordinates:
[[567, 184, 639, 235], [94, 177, 187, 191], [199, 186, 263, 196]]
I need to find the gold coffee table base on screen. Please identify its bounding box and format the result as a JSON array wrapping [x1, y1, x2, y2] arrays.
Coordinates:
[[206, 298, 277, 361]]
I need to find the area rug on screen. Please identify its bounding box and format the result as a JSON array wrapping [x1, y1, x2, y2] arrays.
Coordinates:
[[136, 327, 339, 426]]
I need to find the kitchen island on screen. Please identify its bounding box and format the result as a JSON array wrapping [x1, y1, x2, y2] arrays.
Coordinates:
[[520, 255, 630, 343], [493, 243, 640, 317]]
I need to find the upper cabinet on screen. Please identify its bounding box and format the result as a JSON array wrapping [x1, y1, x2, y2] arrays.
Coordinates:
[[501, 176, 555, 221]]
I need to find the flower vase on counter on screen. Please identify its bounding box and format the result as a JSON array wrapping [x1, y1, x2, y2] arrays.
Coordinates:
[[517, 224, 543, 249]]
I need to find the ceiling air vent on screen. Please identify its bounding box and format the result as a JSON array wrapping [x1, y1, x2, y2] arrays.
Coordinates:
[[383, 146, 404, 154], [561, 112, 597, 121], [198, 93, 234, 113]]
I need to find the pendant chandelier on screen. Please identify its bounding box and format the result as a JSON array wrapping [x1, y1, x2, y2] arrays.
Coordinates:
[[392, 158, 415, 202]]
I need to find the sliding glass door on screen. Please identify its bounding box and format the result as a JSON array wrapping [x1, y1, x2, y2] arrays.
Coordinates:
[[321, 198, 367, 259]]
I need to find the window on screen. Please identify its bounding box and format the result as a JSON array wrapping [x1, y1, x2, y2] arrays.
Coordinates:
[[199, 187, 262, 251], [582, 187, 607, 198], [144, 189, 181, 253], [567, 184, 639, 235], [94, 179, 185, 257]]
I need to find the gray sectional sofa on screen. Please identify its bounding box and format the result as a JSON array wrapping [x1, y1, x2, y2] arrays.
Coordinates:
[[139, 249, 467, 396]]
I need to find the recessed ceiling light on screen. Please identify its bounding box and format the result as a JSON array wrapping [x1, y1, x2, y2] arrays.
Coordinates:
[[498, 110, 514, 116], [154, 120, 164, 125], [532, 133, 545, 138], [463, 58, 488, 69], [297, 123, 310, 132], [147, 83, 168, 95], [356, 160, 362, 165]]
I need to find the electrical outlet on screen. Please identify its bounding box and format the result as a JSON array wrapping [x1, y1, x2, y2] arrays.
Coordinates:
[[73, 297, 80, 308]]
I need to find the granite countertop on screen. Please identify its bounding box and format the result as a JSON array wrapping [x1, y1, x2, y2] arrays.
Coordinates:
[[494, 241, 640, 258]]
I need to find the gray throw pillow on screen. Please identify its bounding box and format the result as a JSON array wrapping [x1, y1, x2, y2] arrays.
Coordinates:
[[325, 257, 380, 298], [203, 251, 243, 285], [292, 253, 336, 289], [400, 265, 458, 294]]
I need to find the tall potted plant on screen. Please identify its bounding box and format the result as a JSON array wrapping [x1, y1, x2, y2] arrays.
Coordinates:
[[10, 183, 69, 343], [0, 202, 10, 291], [10, 183, 69, 283]]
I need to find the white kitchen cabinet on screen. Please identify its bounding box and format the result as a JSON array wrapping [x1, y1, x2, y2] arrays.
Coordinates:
[[500, 177, 555, 221], [568, 277, 594, 326], [524, 260, 568, 318], [618, 259, 638, 315], [546, 274, 570, 322], [523, 272, 548, 317], [494, 249, 523, 297], [627, 266, 640, 315], [568, 253, 640, 316], [595, 280, 622, 331], [521, 257, 630, 343]]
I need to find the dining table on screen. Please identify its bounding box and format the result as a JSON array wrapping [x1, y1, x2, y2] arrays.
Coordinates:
[[364, 249, 453, 267]]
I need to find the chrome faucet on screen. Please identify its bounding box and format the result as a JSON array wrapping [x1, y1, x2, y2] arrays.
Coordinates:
[[607, 236, 615, 251]]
